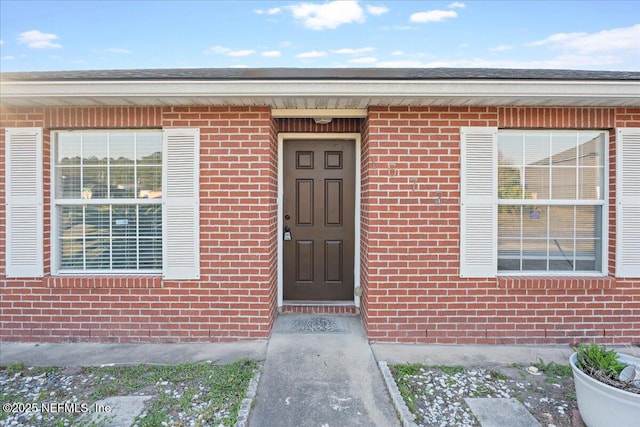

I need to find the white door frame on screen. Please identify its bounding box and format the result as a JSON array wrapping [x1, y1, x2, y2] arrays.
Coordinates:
[[277, 133, 362, 308]]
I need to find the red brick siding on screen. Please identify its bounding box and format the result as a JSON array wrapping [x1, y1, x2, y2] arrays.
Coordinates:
[[2, 104, 639, 344], [362, 106, 640, 344], [1, 106, 278, 342]]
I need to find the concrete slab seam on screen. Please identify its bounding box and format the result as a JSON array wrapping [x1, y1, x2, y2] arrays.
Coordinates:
[[378, 361, 418, 427], [235, 367, 261, 427]]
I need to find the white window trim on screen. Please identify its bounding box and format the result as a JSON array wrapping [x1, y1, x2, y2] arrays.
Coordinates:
[[51, 129, 163, 275], [496, 129, 609, 277]]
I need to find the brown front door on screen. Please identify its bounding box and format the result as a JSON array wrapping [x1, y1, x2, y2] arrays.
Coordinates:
[[283, 139, 355, 301]]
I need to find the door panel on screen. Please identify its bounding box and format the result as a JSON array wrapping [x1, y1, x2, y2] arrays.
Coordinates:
[[283, 139, 355, 301]]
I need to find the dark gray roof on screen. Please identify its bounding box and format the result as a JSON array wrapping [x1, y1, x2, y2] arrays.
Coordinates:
[[2, 67, 639, 82]]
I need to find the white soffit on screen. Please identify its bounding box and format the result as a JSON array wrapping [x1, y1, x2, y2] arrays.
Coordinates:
[[1, 79, 639, 107]]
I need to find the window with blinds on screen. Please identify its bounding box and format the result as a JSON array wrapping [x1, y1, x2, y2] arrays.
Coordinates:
[[53, 130, 163, 273], [497, 130, 607, 273]]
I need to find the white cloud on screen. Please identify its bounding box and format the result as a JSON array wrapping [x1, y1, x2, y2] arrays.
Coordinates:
[[288, 0, 365, 30], [296, 50, 327, 58], [3, 55, 15, 60], [489, 45, 513, 53], [392, 50, 404, 56], [255, 7, 281, 15], [262, 50, 282, 57], [448, 2, 465, 8], [410, 10, 457, 23], [375, 59, 426, 67], [376, 53, 631, 70], [203, 45, 255, 56], [227, 49, 255, 57], [349, 56, 378, 64], [366, 5, 389, 16], [204, 45, 231, 54], [0, 40, 4, 45], [527, 24, 640, 54], [332, 47, 374, 55], [17, 30, 62, 49], [458, 43, 470, 48], [105, 48, 132, 54]]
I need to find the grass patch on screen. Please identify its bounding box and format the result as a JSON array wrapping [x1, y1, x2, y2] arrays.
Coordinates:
[[0, 359, 258, 426], [388, 364, 424, 420], [488, 369, 509, 381], [83, 359, 258, 426], [534, 358, 573, 379], [391, 363, 422, 377], [5, 362, 25, 375], [432, 365, 466, 375]]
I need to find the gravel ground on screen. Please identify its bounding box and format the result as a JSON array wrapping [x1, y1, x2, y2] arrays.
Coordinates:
[[0, 361, 258, 427], [1, 357, 577, 427], [390, 362, 577, 427]]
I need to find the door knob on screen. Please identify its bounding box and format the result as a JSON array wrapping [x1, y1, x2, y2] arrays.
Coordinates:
[[285, 214, 291, 220]]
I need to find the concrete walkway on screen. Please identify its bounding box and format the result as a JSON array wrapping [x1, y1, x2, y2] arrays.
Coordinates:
[[248, 315, 399, 426]]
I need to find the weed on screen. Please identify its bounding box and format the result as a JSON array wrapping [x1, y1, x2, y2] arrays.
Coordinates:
[[471, 384, 490, 397], [6, 362, 24, 374], [391, 363, 422, 377], [488, 369, 509, 381], [534, 358, 573, 379], [432, 365, 466, 375], [509, 363, 523, 369]]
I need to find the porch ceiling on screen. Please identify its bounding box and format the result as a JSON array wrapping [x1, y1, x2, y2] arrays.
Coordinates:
[[1, 68, 639, 109]]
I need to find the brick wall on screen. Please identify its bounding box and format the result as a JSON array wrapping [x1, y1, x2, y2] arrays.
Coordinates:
[[0, 106, 278, 342], [362, 106, 640, 344], [2, 104, 639, 344]]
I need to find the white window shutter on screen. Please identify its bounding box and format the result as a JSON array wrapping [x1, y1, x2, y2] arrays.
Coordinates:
[[616, 128, 640, 278], [460, 127, 498, 278], [162, 128, 200, 280], [5, 128, 44, 277]]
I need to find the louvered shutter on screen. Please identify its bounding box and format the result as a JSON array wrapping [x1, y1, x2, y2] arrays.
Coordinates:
[[162, 128, 200, 280], [616, 128, 640, 278], [460, 127, 498, 278], [5, 128, 44, 277]]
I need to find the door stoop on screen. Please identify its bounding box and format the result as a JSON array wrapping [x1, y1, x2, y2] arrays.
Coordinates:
[[280, 301, 359, 315]]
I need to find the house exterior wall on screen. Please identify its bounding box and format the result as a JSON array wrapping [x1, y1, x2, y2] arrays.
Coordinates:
[[1, 104, 639, 344], [0, 106, 278, 342], [362, 106, 640, 344]]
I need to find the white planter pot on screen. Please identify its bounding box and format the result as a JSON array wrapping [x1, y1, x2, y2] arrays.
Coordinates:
[[570, 352, 640, 427]]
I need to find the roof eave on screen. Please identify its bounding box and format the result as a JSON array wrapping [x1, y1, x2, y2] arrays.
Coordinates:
[[1, 79, 638, 108]]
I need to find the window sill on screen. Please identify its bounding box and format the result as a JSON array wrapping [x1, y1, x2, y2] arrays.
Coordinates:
[[45, 275, 163, 288], [497, 276, 614, 290]]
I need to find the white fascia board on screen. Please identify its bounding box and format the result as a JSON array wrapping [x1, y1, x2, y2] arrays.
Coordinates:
[[1, 79, 638, 106]]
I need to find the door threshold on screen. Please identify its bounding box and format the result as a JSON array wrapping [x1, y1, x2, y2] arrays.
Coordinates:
[[281, 301, 359, 315]]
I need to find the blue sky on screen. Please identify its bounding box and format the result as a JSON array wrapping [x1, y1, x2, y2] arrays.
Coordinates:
[[1, 0, 638, 72]]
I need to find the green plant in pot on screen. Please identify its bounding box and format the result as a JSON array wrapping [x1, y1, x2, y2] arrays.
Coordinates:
[[575, 342, 628, 384], [570, 342, 640, 427]]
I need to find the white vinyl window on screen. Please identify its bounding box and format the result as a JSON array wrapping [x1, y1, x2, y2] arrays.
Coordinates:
[[497, 130, 607, 274], [53, 130, 163, 273]]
